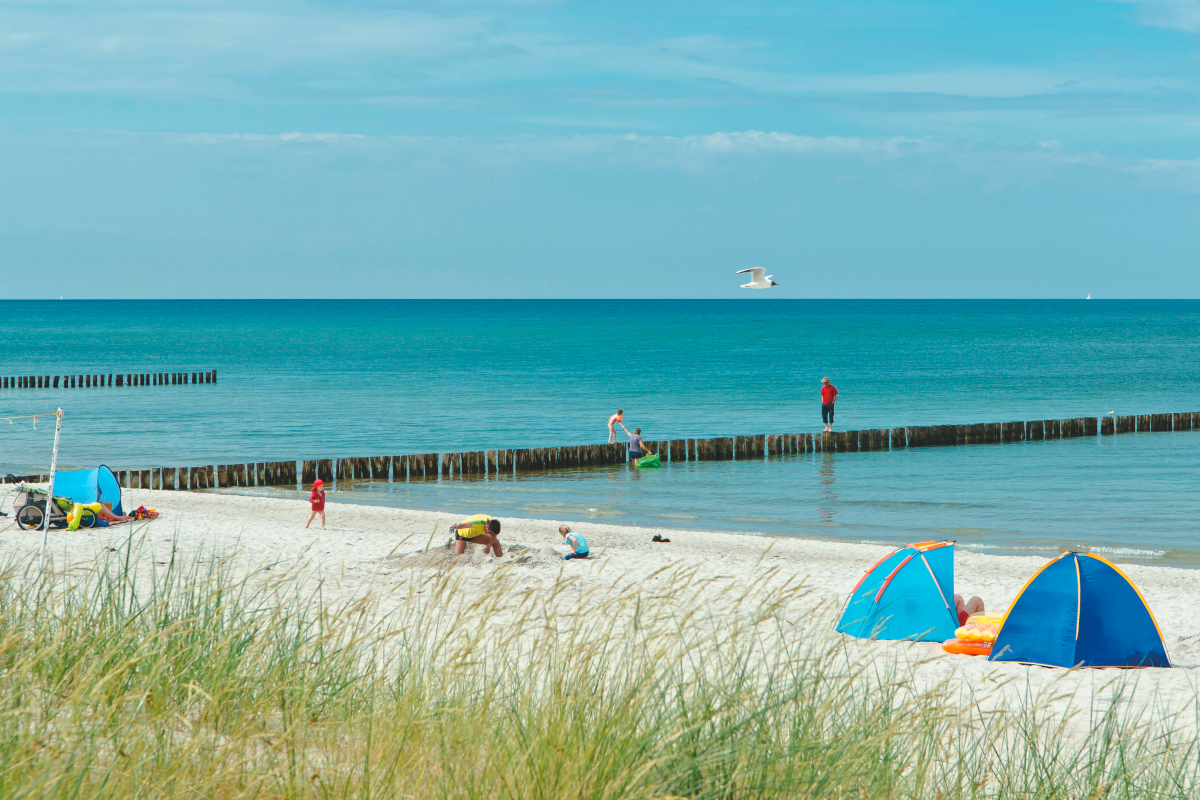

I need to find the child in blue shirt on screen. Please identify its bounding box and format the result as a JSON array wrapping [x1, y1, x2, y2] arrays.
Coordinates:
[[559, 525, 590, 560]]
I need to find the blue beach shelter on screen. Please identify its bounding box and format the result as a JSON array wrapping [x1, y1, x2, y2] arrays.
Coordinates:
[[836, 541, 959, 642], [989, 552, 1169, 668], [53, 466, 124, 515]]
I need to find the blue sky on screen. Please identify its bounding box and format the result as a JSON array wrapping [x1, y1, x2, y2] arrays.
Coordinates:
[[2, 0, 1199, 298]]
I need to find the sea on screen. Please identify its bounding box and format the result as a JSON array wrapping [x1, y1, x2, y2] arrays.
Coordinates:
[[2, 300, 1198, 565]]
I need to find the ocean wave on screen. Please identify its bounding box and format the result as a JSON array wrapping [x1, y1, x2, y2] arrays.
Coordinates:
[[1085, 546, 1167, 559]]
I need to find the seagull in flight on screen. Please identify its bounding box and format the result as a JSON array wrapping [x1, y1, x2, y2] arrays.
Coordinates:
[[735, 268, 779, 289]]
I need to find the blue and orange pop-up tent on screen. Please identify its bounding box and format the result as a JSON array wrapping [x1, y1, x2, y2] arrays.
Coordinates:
[[835, 541, 959, 642], [53, 466, 124, 516], [989, 552, 1170, 668]]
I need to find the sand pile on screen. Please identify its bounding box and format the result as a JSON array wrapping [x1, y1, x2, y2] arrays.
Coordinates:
[[380, 540, 578, 571]]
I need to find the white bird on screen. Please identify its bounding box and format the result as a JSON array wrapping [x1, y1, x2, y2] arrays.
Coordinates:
[[1106, 410, 1114, 415], [735, 267, 778, 289]]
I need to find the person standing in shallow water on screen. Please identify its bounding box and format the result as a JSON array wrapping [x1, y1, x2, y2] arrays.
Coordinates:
[[821, 377, 838, 432], [620, 423, 653, 466]]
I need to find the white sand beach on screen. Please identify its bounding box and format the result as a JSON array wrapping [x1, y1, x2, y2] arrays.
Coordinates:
[[5, 487, 1200, 735]]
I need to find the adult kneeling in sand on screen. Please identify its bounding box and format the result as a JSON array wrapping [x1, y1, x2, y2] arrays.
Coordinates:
[[450, 515, 503, 557]]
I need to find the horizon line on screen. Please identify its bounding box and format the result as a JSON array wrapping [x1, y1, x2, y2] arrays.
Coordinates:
[[2, 297, 1193, 302]]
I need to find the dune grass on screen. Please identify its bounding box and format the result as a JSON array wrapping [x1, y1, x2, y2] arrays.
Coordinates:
[[0, 533, 1194, 798]]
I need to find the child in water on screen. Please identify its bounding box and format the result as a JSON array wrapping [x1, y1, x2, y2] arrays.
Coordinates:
[[607, 409, 624, 444], [305, 479, 326, 530], [559, 525, 590, 560]]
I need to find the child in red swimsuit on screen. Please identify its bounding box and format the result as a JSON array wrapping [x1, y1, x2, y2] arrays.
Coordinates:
[[607, 409, 624, 444], [305, 479, 326, 530]]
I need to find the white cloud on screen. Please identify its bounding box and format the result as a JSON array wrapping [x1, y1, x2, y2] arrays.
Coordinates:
[[1, 0, 1192, 104], [160, 128, 935, 164], [130, 131, 371, 146], [635, 130, 934, 158], [0, 2, 497, 97], [1122, 157, 1200, 188], [26, 126, 1200, 190], [1121, 0, 1200, 32]]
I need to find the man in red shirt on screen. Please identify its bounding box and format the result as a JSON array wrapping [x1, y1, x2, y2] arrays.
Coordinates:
[[821, 377, 838, 432]]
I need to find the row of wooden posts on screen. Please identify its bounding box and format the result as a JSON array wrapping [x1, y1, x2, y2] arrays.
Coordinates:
[[5, 411, 1198, 489], [99, 444, 634, 489], [1, 371, 217, 390]]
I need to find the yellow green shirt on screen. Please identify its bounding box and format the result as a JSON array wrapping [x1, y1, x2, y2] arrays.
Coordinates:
[[455, 514, 495, 539]]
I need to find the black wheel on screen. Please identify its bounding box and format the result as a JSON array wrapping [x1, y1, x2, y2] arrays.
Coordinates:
[[78, 509, 97, 529], [16, 506, 44, 531]]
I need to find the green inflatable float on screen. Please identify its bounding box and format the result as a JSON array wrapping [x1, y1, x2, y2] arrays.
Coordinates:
[[635, 452, 661, 468]]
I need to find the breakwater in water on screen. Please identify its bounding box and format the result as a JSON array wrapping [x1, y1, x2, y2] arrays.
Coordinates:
[[4, 410, 1198, 490], [2, 371, 217, 389]]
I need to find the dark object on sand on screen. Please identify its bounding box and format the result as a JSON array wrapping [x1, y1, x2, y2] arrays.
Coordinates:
[[652, 534, 671, 543]]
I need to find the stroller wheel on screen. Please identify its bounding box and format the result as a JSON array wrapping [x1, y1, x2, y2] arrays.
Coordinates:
[[16, 506, 44, 531], [78, 509, 97, 529]]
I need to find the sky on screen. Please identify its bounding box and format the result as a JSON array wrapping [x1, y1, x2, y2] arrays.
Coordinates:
[[2, 0, 1199, 298]]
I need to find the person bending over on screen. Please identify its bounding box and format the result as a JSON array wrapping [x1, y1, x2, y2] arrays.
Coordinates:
[[450, 514, 503, 557], [955, 594, 985, 626], [559, 524, 590, 560]]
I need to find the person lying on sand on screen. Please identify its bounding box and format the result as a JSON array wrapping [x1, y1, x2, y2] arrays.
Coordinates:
[[450, 515, 503, 557], [955, 594, 985, 626], [98, 503, 131, 523], [559, 525, 590, 560]]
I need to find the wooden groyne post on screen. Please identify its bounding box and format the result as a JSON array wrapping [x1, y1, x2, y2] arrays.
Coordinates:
[[82, 408, 1200, 493], [4, 371, 216, 390]]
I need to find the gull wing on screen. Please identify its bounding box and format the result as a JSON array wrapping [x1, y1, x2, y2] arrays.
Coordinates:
[[734, 268, 766, 281]]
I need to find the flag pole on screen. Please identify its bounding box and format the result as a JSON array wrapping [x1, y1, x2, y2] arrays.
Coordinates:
[[39, 408, 63, 572]]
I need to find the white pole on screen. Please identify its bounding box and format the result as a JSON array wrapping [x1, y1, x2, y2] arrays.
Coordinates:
[[39, 408, 63, 572]]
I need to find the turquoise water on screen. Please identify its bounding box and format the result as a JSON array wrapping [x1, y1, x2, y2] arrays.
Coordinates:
[[2, 300, 1198, 561]]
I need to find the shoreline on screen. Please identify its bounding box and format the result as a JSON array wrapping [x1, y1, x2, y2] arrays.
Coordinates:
[[9, 429, 1200, 566], [140, 483, 1200, 571]]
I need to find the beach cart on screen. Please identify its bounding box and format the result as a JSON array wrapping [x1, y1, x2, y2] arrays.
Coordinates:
[[8, 485, 96, 531]]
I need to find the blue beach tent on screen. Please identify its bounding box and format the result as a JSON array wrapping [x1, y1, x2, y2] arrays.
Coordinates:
[[53, 466, 124, 516], [989, 552, 1169, 669], [836, 541, 959, 642]]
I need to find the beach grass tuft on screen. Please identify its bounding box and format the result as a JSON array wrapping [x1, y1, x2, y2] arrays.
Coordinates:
[[0, 535, 1195, 798]]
